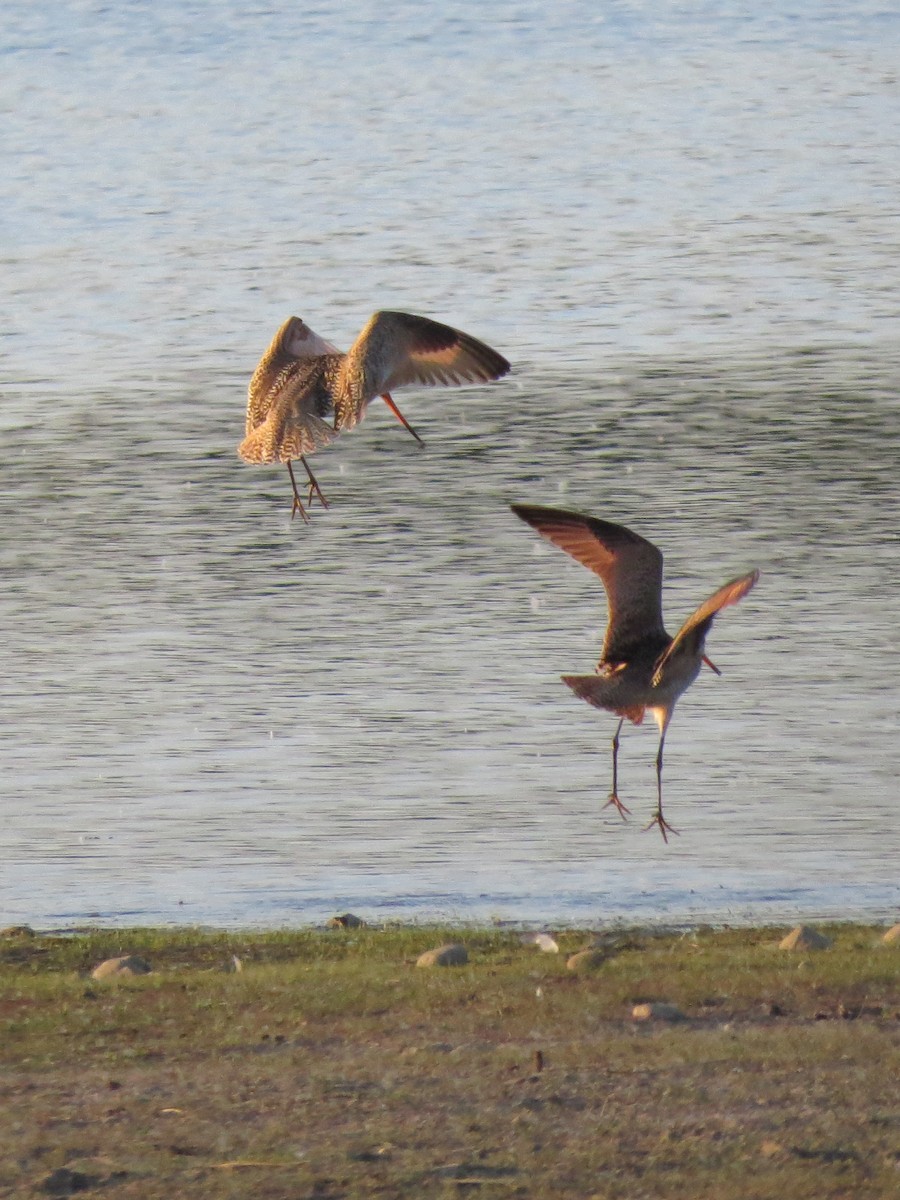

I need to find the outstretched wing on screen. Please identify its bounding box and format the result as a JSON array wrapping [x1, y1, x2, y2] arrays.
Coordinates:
[[652, 569, 759, 684], [511, 504, 667, 662], [246, 316, 341, 434], [334, 310, 510, 430]]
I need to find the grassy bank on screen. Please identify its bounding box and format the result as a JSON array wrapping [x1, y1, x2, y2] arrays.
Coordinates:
[[1, 923, 897, 1198]]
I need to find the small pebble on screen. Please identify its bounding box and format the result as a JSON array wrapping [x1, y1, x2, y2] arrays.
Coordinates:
[[631, 1002, 685, 1022], [416, 943, 468, 968], [91, 955, 152, 980]]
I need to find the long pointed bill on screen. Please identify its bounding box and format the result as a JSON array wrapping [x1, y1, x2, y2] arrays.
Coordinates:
[[381, 392, 424, 445], [702, 655, 722, 675]]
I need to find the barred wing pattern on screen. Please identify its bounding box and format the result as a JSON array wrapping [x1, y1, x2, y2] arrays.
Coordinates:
[[239, 349, 338, 466], [245, 316, 338, 436]]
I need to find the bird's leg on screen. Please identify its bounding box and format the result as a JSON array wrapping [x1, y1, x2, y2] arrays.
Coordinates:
[[300, 455, 330, 509], [286, 461, 311, 524], [602, 718, 631, 819], [642, 729, 679, 842], [381, 392, 425, 445]]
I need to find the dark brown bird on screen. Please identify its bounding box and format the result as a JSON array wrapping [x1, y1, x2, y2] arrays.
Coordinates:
[[512, 504, 759, 840], [239, 311, 510, 520]]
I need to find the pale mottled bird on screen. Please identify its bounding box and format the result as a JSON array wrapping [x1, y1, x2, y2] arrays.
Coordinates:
[[239, 310, 510, 520], [512, 504, 759, 840]]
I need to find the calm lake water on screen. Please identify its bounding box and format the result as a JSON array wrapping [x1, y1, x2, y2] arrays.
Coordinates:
[[1, 2, 898, 928]]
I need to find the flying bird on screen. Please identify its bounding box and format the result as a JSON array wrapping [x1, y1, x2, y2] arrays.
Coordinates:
[[239, 311, 510, 520], [512, 504, 759, 840]]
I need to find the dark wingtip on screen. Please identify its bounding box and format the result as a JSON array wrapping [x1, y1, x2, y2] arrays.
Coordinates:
[[511, 502, 582, 528], [510, 502, 546, 530]]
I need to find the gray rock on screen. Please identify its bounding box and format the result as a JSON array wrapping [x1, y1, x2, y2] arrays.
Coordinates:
[[328, 913, 365, 928], [416, 943, 468, 968], [779, 925, 832, 951], [90, 954, 152, 980]]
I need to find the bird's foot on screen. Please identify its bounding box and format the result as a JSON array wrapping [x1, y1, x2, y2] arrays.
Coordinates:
[[642, 809, 679, 844], [305, 481, 330, 510], [603, 792, 631, 821], [290, 495, 311, 524]]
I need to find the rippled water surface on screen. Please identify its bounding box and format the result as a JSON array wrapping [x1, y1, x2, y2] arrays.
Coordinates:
[[1, 2, 898, 927]]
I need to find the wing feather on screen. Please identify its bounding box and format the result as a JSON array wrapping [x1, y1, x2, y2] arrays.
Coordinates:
[[652, 569, 759, 684], [246, 316, 340, 434], [344, 310, 510, 400], [238, 408, 336, 465], [512, 505, 668, 662]]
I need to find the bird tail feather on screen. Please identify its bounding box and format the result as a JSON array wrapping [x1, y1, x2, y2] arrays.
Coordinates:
[[562, 674, 646, 725], [238, 412, 336, 464]]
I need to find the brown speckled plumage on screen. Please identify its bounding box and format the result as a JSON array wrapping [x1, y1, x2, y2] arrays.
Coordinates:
[[239, 311, 510, 519]]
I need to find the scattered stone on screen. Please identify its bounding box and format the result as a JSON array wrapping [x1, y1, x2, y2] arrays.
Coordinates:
[[224, 954, 243, 973], [631, 1002, 686, 1022], [778, 925, 832, 951], [328, 913, 365, 928], [0, 924, 35, 938], [566, 949, 607, 973], [91, 954, 153, 980], [760, 1140, 785, 1158], [881, 923, 900, 945], [521, 932, 559, 953], [767, 1002, 786, 1017], [416, 943, 468, 968]]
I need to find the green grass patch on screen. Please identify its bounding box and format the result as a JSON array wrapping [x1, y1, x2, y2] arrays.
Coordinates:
[[0, 923, 897, 1198]]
